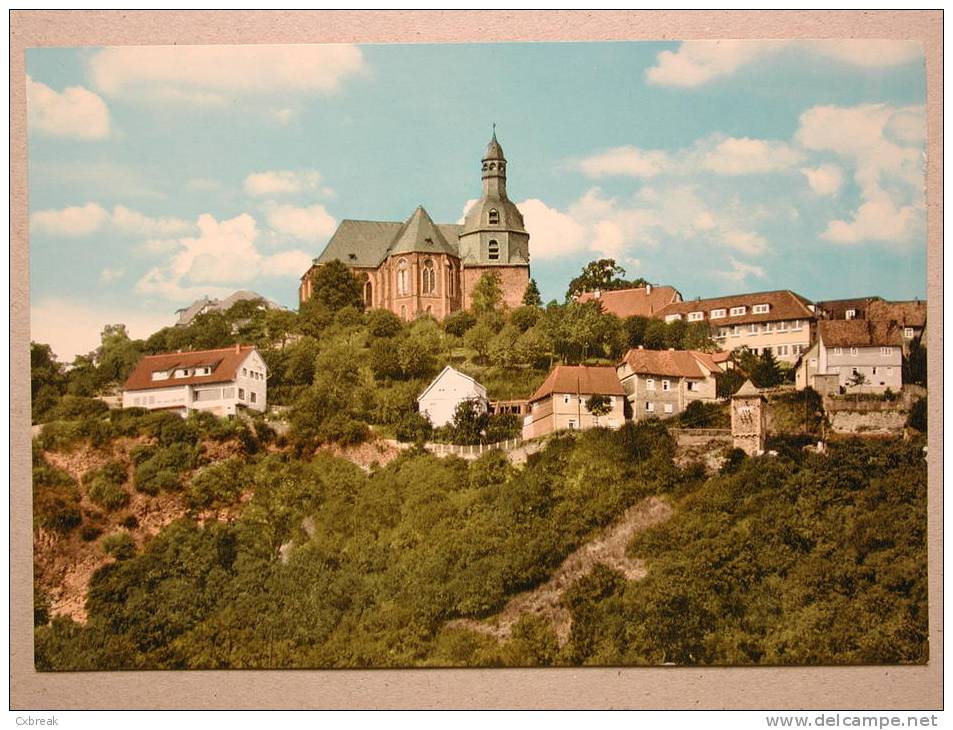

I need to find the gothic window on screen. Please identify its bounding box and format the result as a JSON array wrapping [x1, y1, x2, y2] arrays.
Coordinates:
[[422, 259, 435, 294], [397, 259, 408, 295], [364, 280, 373, 306], [488, 209, 499, 225], [488, 240, 500, 261], [447, 262, 455, 297]]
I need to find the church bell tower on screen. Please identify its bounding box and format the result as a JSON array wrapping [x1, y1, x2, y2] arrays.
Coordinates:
[[458, 128, 530, 267]]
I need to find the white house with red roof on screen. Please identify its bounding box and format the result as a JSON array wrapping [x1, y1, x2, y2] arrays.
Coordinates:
[[121, 344, 268, 417]]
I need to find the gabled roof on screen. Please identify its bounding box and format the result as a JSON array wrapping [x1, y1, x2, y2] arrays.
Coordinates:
[[315, 217, 464, 269], [815, 296, 882, 320], [619, 348, 719, 379], [123, 345, 259, 392], [866, 299, 927, 328], [734, 380, 762, 398], [576, 285, 682, 319], [819, 320, 902, 348], [417, 365, 487, 401], [656, 290, 816, 326], [175, 290, 284, 326], [387, 206, 458, 257], [529, 365, 624, 403]]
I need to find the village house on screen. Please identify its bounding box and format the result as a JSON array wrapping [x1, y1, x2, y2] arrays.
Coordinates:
[[815, 296, 882, 322], [121, 344, 268, 417], [654, 290, 817, 365], [299, 131, 530, 320], [866, 299, 927, 352], [616, 347, 721, 422], [417, 366, 489, 428], [175, 290, 285, 327], [522, 365, 625, 440], [795, 320, 902, 395], [575, 284, 683, 319]]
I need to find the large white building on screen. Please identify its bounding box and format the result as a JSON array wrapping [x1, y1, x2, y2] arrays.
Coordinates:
[[417, 366, 488, 428], [122, 344, 268, 417]]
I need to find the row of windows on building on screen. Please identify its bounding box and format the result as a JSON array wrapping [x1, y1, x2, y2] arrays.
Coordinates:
[[150, 365, 213, 381], [748, 344, 805, 357], [642, 378, 701, 392], [714, 320, 806, 338], [559, 394, 619, 407], [831, 347, 895, 356], [669, 303, 773, 323], [241, 367, 265, 381], [644, 402, 675, 414], [395, 259, 460, 297]]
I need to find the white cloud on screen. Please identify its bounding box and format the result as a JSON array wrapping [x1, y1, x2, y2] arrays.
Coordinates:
[[801, 164, 845, 196], [517, 198, 587, 260], [265, 203, 337, 241], [89, 44, 366, 99], [99, 267, 125, 283], [31, 298, 173, 362], [31, 203, 109, 236], [646, 40, 770, 87], [578, 134, 801, 179], [578, 146, 670, 178], [700, 137, 802, 175], [712, 258, 766, 284], [30, 203, 193, 238], [272, 108, 297, 126], [244, 169, 330, 197], [135, 212, 313, 301], [646, 40, 922, 87], [822, 199, 919, 245], [797, 103, 925, 244], [26, 76, 110, 139], [722, 229, 767, 255]]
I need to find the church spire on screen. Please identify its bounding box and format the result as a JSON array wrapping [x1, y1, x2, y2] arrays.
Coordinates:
[[481, 126, 507, 198]]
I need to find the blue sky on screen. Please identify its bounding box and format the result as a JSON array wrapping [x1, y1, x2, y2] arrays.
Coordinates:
[[27, 40, 926, 360]]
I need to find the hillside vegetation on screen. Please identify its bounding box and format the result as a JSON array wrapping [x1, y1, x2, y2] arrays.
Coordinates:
[[31, 262, 928, 668]]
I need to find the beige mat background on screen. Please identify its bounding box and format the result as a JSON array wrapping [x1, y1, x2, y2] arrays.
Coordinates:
[[9, 10, 943, 710]]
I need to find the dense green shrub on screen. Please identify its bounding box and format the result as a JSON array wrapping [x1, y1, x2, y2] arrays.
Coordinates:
[[395, 412, 434, 444], [48, 395, 110, 422], [907, 398, 927, 433], [83, 461, 129, 511], [443, 310, 477, 337], [101, 532, 136, 561], [188, 458, 248, 509], [32, 457, 82, 532]]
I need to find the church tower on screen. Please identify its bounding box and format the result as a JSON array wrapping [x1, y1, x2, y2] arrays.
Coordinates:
[[458, 129, 531, 309]]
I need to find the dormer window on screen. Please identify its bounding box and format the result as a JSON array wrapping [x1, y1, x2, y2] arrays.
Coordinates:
[[729, 306, 747, 316], [488, 209, 499, 225], [752, 304, 770, 314], [710, 309, 727, 319], [687, 311, 704, 322], [488, 240, 500, 260], [846, 309, 856, 320]]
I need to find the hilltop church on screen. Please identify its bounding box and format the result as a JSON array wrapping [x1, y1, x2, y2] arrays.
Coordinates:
[[299, 132, 531, 320]]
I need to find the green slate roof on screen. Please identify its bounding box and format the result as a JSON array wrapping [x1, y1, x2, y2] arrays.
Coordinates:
[[315, 210, 464, 268]]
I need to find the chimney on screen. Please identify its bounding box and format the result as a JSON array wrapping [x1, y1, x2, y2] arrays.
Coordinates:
[[646, 284, 652, 295], [235, 343, 241, 354], [593, 289, 601, 299]]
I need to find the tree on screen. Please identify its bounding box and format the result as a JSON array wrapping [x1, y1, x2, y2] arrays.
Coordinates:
[[31, 342, 66, 422], [847, 370, 868, 390], [522, 279, 543, 307], [309, 260, 364, 312], [464, 320, 496, 364], [366, 309, 403, 338], [902, 337, 927, 386], [586, 394, 612, 419], [471, 271, 503, 316], [566, 258, 648, 300], [751, 349, 783, 388]]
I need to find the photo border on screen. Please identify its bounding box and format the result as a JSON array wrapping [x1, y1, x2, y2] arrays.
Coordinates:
[[10, 9, 943, 709]]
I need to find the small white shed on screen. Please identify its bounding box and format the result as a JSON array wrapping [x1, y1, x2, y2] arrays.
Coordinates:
[[417, 366, 488, 428]]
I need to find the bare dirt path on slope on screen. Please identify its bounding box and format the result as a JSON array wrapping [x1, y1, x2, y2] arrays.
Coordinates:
[[447, 495, 673, 646]]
